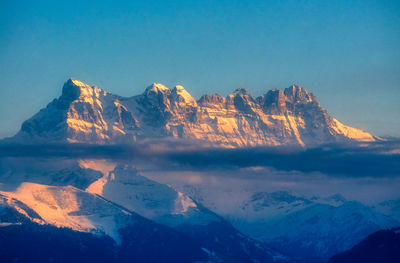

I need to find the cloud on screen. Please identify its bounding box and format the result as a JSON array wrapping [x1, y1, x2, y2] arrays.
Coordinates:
[[0, 139, 399, 178]]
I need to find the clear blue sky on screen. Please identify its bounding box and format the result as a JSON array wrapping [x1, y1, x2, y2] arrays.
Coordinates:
[[1, 0, 399, 138]]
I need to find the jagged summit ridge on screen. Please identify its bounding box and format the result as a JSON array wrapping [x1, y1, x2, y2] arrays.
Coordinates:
[[9, 78, 376, 147]]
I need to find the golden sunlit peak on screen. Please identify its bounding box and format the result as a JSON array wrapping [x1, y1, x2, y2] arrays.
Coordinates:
[[61, 78, 98, 101], [145, 83, 171, 95], [68, 78, 90, 88], [172, 85, 197, 106], [174, 85, 185, 91], [152, 82, 169, 91]]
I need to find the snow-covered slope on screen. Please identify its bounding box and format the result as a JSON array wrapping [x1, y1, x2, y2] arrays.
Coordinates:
[[0, 191, 213, 263], [0, 158, 281, 262], [0, 182, 135, 242], [81, 160, 280, 262], [7, 78, 376, 147], [177, 187, 400, 262], [250, 201, 399, 261], [83, 160, 219, 226]]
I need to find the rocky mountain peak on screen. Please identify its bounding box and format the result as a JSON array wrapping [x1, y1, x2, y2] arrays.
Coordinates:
[[284, 85, 315, 103], [145, 83, 171, 96], [170, 85, 197, 107], [198, 94, 225, 107], [225, 88, 257, 113], [61, 78, 91, 101], [142, 83, 172, 108], [229, 88, 250, 97], [61, 78, 106, 103], [173, 85, 185, 92]]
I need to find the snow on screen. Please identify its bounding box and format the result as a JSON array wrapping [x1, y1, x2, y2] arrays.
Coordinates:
[[81, 159, 116, 194], [172, 85, 198, 106], [171, 183, 400, 259], [0, 159, 221, 243], [332, 118, 375, 141], [82, 164, 218, 227], [0, 222, 22, 227], [0, 182, 131, 243], [70, 78, 90, 88], [146, 83, 170, 94], [174, 192, 197, 214]]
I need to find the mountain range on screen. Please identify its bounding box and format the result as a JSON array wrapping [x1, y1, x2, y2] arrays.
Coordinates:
[[8, 78, 376, 147], [0, 78, 395, 263], [178, 186, 400, 263], [0, 158, 282, 262]]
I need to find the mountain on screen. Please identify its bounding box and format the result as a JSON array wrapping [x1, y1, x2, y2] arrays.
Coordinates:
[[232, 193, 399, 262], [327, 227, 400, 263], [0, 159, 280, 263], [83, 161, 279, 262], [0, 192, 211, 263], [7, 78, 376, 147], [180, 187, 400, 263], [256, 201, 399, 262], [375, 198, 400, 222], [0, 78, 387, 262]]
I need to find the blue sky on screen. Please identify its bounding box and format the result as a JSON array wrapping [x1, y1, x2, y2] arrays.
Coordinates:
[[0, 0, 399, 137]]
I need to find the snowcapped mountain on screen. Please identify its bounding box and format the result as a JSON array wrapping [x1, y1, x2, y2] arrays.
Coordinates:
[[1, 182, 146, 242], [0, 190, 212, 263], [83, 161, 214, 225], [0, 159, 281, 263], [79, 161, 282, 262], [8, 78, 376, 147], [178, 187, 400, 262], [0, 78, 391, 263], [253, 201, 399, 262]]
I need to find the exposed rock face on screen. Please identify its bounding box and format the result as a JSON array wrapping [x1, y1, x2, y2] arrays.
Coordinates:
[[258, 89, 287, 115], [198, 93, 225, 108], [11, 78, 376, 147]]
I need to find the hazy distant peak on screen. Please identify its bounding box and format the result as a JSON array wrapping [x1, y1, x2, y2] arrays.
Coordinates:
[[326, 193, 347, 203]]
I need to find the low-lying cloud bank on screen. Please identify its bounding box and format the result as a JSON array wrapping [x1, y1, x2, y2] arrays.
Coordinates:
[[0, 139, 399, 178]]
